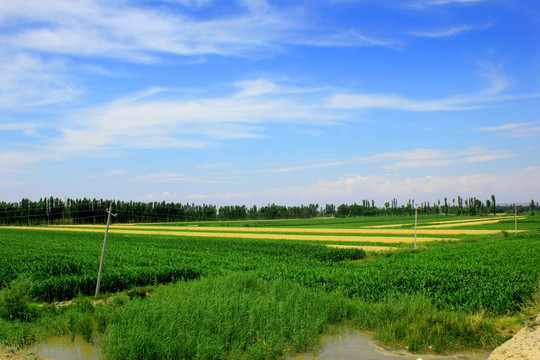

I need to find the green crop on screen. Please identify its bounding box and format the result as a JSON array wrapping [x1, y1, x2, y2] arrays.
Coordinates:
[[0, 227, 538, 314]]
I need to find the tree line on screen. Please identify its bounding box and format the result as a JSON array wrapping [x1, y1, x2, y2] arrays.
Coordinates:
[[0, 196, 536, 226]]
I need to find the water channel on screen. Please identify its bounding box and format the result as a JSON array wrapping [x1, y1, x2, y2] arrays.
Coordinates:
[[28, 331, 490, 360]]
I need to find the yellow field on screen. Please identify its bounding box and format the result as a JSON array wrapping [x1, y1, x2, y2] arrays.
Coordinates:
[[43, 224, 518, 235], [5, 215, 525, 252], [7, 226, 458, 244], [420, 216, 525, 228], [368, 216, 521, 229]]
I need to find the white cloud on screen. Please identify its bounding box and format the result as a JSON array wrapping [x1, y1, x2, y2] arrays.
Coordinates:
[[410, 0, 485, 7], [197, 163, 233, 170], [425, 0, 484, 4], [406, 24, 491, 38], [328, 93, 466, 111], [43, 80, 345, 156], [0, 53, 81, 109], [133, 172, 237, 184], [0, 0, 396, 63], [0, 78, 343, 173], [362, 148, 514, 169], [475, 121, 540, 138], [139, 191, 181, 202], [182, 167, 540, 206], [103, 169, 127, 177], [327, 63, 535, 112], [258, 148, 515, 173], [234, 78, 280, 98], [0, 122, 39, 136]]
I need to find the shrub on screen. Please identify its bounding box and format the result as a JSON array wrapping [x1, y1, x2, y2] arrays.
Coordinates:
[[0, 276, 33, 321]]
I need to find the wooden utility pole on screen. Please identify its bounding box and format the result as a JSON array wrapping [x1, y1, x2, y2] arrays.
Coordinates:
[[95, 203, 115, 298], [515, 203, 517, 235], [414, 206, 418, 250]]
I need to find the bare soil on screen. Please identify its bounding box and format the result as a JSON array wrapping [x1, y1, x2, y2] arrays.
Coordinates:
[[488, 315, 540, 360]]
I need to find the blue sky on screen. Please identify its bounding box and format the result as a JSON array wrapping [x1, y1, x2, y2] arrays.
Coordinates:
[[1, 0, 539, 207]]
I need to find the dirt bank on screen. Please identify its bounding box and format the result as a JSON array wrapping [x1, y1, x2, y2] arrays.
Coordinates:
[[488, 315, 540, 360], [0, 347, 45, 360]]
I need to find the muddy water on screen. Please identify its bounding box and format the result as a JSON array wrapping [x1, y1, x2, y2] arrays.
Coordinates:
[[30, 335, 101, 360], [289, 331, 491, 360], [28, 332, 490, 360]]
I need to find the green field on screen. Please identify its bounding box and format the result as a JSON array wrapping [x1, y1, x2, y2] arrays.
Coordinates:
[[1, 215, 539, 359]]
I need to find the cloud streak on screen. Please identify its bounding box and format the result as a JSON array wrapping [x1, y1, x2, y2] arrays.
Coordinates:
[[0, 73, 530, 175], [133, 172, 237, 184], [475, 121, 540, 138], [406, 23, 492, 38], [260, 147, 514, 174], [327, 63, 540, 111], [0, 53, 82, 109], [0, 0, 397, 63], [168, 166, 540, 206]]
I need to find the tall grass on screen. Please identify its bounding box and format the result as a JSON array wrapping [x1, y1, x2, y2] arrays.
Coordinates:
[[105, 273, 505, 359], [105, 273, 353, 360]]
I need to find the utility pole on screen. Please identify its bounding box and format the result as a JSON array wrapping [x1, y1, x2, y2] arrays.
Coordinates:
[[414, 206, 418, 250], [514, 203, 517, 235], [95, 202, 116, 298]]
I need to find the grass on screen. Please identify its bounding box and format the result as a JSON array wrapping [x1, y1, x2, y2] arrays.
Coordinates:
[[105, 274, 353, 360], [104, 273, 505, 360], [1, 215, 539, 358]]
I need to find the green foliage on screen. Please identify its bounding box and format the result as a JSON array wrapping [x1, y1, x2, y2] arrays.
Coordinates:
[[275, 233, 540, 314], [105, 274, 354, 360], [0, 229, 361, 301], [2, 228, 539, 314], [0, 276, 34, 321], [0, 195, 528, 226], [351, 295, 500, 352], [127, 287, 149, 299], [72, 294, 94, 313], [105, 275, 505, 359]]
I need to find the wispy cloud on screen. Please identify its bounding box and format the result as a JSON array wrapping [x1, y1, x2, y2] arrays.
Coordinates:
[[53, 80, 336, 155], [257, 147, 514, 173], [133, 172, 237, 184], [359, 148, 514, 168], [410, 0, 486, 8], [174, 166, 540, 206], [476, 121, 540, 138], [0, 53, 82, 109], [0, 0, 396, 64], [0, 78, 341, 173], [0, 74, 529, 174], [328, 63, 538, 111], [0, 122, 39, 136], [406, 23, 492, 38], [197, 163, 233, 170]]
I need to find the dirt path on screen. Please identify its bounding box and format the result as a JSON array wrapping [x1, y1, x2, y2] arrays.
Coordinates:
[[0, 348, 45, 360]]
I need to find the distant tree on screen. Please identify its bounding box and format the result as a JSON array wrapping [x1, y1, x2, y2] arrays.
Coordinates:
[[531, 199, 535, 216], [491, 194, 496, 215], [324, 204, 336, 217]]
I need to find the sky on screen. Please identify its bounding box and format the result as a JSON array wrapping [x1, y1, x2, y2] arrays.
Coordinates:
[[1, 0, 539, 207]]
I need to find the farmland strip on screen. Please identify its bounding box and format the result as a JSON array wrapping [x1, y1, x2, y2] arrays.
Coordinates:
[[4, 226, 459, 243], [32, 224, 523, 235]]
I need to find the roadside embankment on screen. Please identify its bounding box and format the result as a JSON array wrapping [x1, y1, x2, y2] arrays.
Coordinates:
[[488, 314, 540, 360]]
